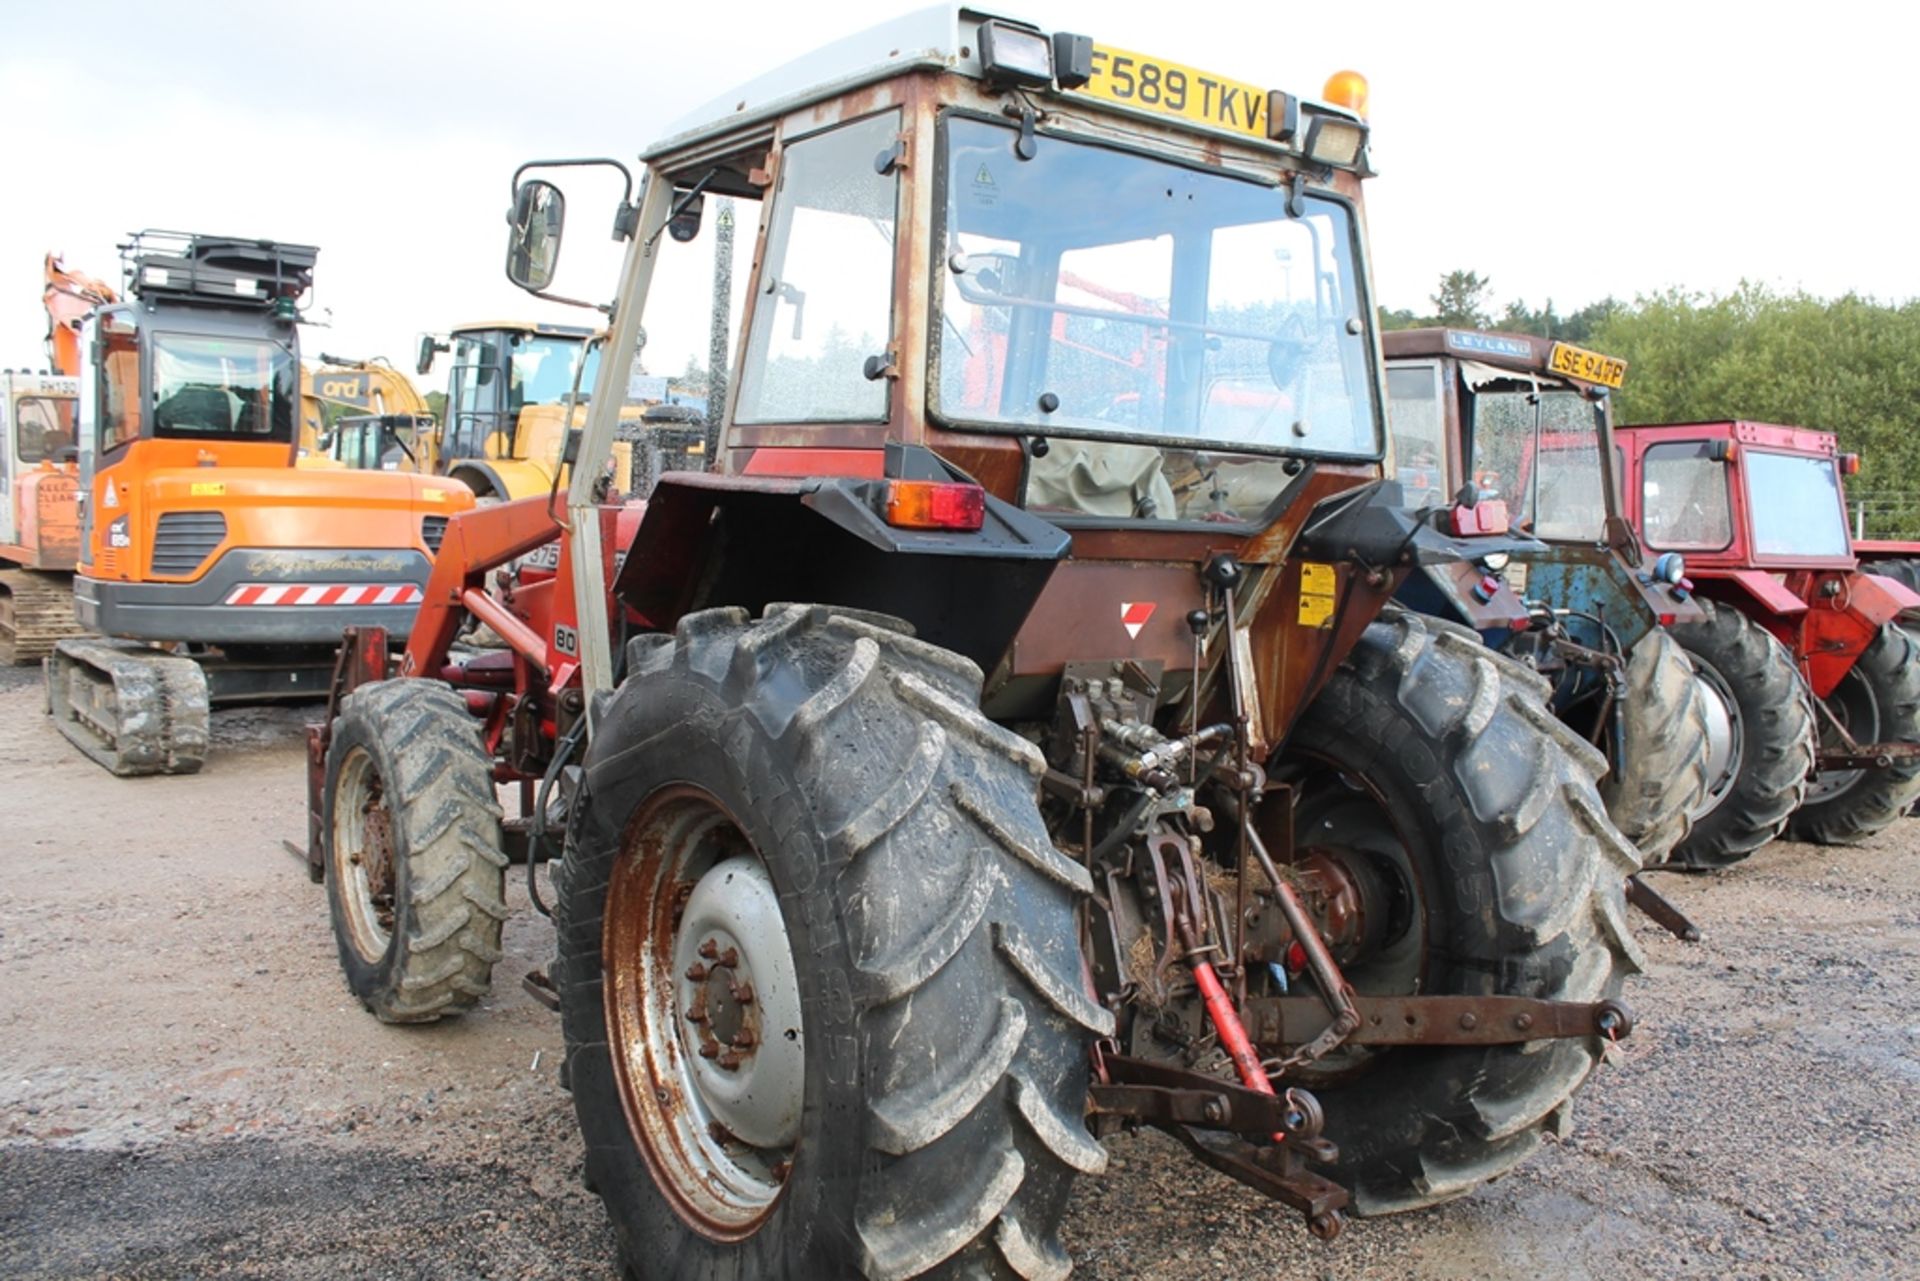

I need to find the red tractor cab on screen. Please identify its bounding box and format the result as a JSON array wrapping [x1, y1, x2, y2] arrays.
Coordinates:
[[1617, 420, 1920, 845]]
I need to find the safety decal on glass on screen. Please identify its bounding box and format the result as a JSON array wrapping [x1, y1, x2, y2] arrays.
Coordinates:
[[1298, 562, 1336, 629]]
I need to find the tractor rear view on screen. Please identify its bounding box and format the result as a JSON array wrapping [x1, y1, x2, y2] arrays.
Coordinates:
[[310, 12, 1642, 1275], [1619, 420, 1920, 849]]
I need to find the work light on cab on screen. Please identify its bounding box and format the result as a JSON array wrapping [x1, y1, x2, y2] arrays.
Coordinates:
[[883, 479, 987, 531], [978, 20, 1055, 88]]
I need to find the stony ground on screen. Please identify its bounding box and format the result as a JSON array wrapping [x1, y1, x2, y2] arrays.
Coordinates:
[[2, 666, 1916, 1279]]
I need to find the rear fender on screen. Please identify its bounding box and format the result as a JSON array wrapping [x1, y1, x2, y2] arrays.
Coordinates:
[[612, 469, 1069, 677], [1796, 570, 1920, 699]]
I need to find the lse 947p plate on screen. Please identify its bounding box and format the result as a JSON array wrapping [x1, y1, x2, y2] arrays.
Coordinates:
[[1547, 342, 1627, 389]]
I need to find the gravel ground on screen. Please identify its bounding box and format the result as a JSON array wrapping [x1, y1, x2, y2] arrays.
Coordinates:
[[2, 671, 1916, 1279]]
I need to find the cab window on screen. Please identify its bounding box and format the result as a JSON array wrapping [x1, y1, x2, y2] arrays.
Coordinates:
[[734, 111, 902, 424], [16, 396, 78, 463]]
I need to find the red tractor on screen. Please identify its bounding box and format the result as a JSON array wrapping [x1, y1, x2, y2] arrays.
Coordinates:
[[1618, 420, 1920, 851], [306, 15, 1643, 1276]]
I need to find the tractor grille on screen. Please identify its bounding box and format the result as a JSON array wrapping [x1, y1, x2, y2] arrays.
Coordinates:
[[150, 512, 228, 577], [422, 515, 449, 555]]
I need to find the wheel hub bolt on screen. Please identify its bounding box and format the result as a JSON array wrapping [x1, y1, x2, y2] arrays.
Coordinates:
[[731, 980, 755, 1005], [685, 962, 709, 981]]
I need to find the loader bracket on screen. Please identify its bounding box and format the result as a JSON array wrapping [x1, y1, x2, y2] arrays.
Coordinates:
[[302, 625, 391, 882]]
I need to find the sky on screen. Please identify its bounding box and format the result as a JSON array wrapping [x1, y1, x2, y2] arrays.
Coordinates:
[[4, 0, 1911, 386]]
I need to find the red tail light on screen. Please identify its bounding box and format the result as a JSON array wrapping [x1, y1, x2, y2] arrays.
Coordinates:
[[884, 480, 986, 531]]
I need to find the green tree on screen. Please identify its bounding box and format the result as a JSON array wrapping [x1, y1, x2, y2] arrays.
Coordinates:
[[1431, 270, 1493, 329]]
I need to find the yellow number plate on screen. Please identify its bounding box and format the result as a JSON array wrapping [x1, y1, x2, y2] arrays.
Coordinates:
[[1078, 44, 1270, 138], [1547, 342, 1627, 389]]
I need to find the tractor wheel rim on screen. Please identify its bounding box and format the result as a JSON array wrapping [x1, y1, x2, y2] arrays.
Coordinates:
[[331, 746, 397, 963], [605, 787, 800, 1240], [1807, 670, 1879, 803], [1276, 756, 1426, 1084], [1687, 658, 1744, 820]]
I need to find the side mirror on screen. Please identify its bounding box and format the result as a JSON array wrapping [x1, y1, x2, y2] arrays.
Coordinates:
[[668, 192, 705, 243], [417, 334, 448, 377], [505, 179, 566, 292]]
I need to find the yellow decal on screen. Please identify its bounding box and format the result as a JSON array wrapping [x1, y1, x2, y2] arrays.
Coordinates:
[[190, 482, 226, 497], [1547, 342, 1627, 389], [421, 488, 447, 503], [1076, 44, 1271, 138], [1298, 561, 1337, 629]]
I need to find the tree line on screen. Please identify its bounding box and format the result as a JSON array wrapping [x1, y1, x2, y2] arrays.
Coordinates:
[[1383, 272, 1920, 537]]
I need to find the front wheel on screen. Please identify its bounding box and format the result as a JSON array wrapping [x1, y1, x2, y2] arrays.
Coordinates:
[[1274, 609, 1644, 1215], [322, 678, 508, 1022], [557, 606, 1105, 1280], [1788, 622, 1920, 844]]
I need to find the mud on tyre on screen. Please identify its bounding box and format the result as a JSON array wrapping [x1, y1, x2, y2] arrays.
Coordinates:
[[556, 605, 1106, 1280], [1601, 628, 1713, 865], [322, 678, 509, 1022], [1274, 609, 1645, 1214]]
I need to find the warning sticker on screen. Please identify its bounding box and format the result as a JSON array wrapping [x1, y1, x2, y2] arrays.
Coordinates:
[[1298, 561, 1336, 629], [971, 162, 998, 207]]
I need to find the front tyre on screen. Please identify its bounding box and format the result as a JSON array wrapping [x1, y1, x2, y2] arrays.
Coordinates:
[[322, 679, 508, 1022], [557, 606, 1106, 1280], [1276, 610, 1644, 1215], [1788, 622, 1920, 845]]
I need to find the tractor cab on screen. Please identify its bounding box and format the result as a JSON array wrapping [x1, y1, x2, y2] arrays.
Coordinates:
[[416, 321, 604, 500], [1384, 328, 1698, 648]]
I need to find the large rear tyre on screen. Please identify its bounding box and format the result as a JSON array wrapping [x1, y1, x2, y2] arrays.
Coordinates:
[[1601, 628, 1713, 865], [1863, 559, 1920, 623], [1274, 609, 1644, 1215], [1787, 622, 1920, 844], [557, 605, 1104, 1280], [322, 678, 509, 1022], [1667, 601, 1817, 869]]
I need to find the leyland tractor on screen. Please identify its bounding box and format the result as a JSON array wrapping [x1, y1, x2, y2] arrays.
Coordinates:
[[1618, 421, 1920, 849], [307, 11, 1642, 1275], [1383, 329, 1712, 887]]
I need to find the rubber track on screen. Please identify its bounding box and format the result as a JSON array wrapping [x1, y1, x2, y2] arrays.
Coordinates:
[[0, 568, 82, 666]]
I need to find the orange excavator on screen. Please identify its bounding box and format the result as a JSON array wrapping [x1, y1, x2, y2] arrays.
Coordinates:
[[0, 256, 113, 661], [42, 230, 472, 774]]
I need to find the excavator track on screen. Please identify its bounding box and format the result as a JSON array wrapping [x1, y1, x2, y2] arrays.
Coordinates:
[[45, 639, 210, 776], [0, 568, 83, 666]]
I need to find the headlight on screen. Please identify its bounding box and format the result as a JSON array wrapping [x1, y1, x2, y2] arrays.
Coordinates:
[[1481, 552, 1511, 572], [978, 21, 1054, 88], [1652, 551, 1686, 584]]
